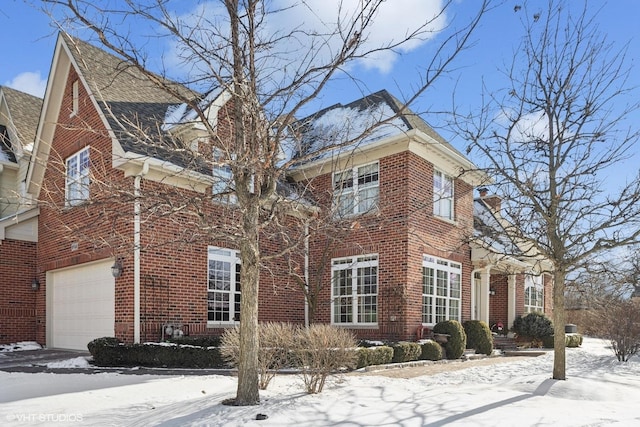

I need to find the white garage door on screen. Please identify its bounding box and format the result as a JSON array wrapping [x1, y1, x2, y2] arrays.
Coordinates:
[[48, 260, 115, 350]]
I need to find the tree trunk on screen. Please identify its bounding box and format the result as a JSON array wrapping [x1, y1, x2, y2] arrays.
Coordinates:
[[235, 202, 261, 405], [552, 269, 566, 380]]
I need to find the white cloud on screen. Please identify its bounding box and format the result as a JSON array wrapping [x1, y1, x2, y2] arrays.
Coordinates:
[[4, 71, 47, 98], [163, 0, 447, 78]]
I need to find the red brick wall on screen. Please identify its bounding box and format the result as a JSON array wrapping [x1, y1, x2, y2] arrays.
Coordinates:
[[489, 274, 508, 327], [306, 150, 476, 342], [37, 67, 306, 345], [0, 239, 37, 344]]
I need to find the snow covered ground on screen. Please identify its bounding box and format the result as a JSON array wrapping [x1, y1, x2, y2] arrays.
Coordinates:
[[1, 337, 639, 426]]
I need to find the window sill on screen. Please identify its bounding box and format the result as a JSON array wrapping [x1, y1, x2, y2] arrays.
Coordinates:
[[207, 322, 239, 328], [432, 214, 457, 226], [331, 323, 378, 329]]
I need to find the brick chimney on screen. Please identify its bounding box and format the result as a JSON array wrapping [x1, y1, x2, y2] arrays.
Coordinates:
[[478, 187, 501, 212]]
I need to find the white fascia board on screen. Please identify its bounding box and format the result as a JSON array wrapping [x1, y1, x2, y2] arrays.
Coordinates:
[[116, 152, 212, 193], [0, 206, 39, 242]]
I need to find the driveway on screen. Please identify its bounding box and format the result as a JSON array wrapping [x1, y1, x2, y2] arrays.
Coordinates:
[[0, 348, 89, 372]]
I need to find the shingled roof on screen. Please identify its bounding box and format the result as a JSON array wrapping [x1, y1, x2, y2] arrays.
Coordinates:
[[293, 89, 464, 162], [0, 86, 43, 152], [61, 34, 202, 165]]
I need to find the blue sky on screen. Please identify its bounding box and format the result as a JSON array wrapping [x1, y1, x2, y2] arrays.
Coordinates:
[[2, 0, 640, 178]]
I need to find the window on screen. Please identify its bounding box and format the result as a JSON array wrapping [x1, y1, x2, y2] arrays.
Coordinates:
[[212, 149, 237, 204], [333, 162, 379, 217], [422, 255, 461, 324], [331, 254, 378, 325], [524, 274, 544, 313], [71, 80, 79, 116], [207, 247, 241, 323], [65, 147, 90, 206], [434, 170, 454, 220]]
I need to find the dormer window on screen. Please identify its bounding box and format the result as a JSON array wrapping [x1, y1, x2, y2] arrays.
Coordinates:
[[65, 147, 90, 206], [71, 80, 79, 116], [212, 148, 236, 204], [434, 170, 454, 220], [333, 162, 379, 217]]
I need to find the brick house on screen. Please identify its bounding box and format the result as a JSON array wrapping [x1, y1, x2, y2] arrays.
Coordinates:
[[3, 33, 552, 350], [0, 86, 40, 344]]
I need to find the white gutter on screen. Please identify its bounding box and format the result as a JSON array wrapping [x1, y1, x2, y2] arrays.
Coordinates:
[[133, 160, 150, 343], [304, 220, 310, 328]]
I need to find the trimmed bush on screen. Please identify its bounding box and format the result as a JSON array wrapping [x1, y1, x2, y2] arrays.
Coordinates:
[[513, 313, 554, 347], [463, 320, 493, 355], [356, 346, 394, 368], [391, 342, 422, 363], [168, 336, 221, 347], [87, 337, 225, 368], [543, 334, 584, 349], [419, 340, 443, 361], [433, 320, 467, 359]]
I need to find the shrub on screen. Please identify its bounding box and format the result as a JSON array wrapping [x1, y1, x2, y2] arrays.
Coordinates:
[[599, 300, 640, 362], [293, 325, 358, 394], [512, 312, 554, 346], [463, 320, 494, 355], [433, 320, 467, 359], [419, 340, 443, 361], [168, 336, 221, 347], [87, 337, 225, 368], [220, 322, 297, 390], [356, 346, 394, 369], [391, 342, 422, 363], [542, 333, 584, 349]]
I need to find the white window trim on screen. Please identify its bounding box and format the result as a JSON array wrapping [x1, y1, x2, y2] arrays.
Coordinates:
[[433, 169, 454, 220], [524, 274, 544, 313], [212, 148, 237, 204], [65, 147, 90, 207], [421, 254, 462, 325], [330, 254, 378, 326], [207, 246, 241, 325], [71, 80, 79, 117], [332, 161, 379, 218]]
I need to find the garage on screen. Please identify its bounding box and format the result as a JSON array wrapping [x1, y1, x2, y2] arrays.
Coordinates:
[[47, 259, 115, 350]]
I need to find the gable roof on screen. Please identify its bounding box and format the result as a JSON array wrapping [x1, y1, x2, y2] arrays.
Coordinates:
[[0, 86, 43, 156], [293, 89, 465, 162]]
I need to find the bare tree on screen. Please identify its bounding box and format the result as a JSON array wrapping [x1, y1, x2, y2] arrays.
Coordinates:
[[40, 0, 488, 405], [456, 1, 640, 380]]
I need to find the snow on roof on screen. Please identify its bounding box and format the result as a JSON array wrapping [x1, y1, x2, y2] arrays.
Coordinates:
[[161, 88, 224, 132], [474, 199, 521, 255], [294, 91, 410, 162]]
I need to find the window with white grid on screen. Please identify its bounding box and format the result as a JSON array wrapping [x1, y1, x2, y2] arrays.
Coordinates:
[[524, 274, 544, 313], [434, 170, 454, 220], [331, 254, 378, 325], [333, 162, 379, 217], [422, 255, 461, 324], [207, 247, 241, 323], [65, 147, 90, 206]]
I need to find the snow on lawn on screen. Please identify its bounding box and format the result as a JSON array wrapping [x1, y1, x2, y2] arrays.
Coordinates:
[[1, 337, 639, 426]]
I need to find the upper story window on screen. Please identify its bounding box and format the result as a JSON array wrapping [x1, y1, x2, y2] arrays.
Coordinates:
[[434, 170, 454, 220], [212, 148, 237, 204], [333, 162, 379, 217], [208, 247, 241, 323], [422, 255, 461, 324], [524, 274, 544, 313], [331, 254, 378, 325], [71, 80, 79, 116], [65, 147, 90, 206]]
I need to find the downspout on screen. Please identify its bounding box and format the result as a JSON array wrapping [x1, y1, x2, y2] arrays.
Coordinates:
[[133, 160, 150, 343], [304, 219, 310, 328]]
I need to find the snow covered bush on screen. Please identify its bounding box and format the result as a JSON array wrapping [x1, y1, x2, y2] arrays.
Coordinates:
[[293, 324, 358, 394], [463, 320, 494, 355], [433, 320, 467, 359], [599, 300, 640, 362]]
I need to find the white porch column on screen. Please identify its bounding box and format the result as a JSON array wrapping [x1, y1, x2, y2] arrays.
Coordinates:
[[480, 266, 491, 324], [507, 274, 517, 329]]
